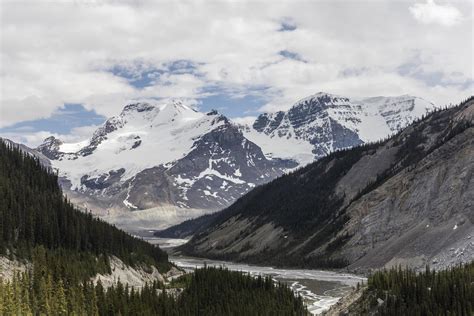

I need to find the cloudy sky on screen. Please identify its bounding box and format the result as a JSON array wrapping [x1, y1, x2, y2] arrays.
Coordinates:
[[0, 0, 472, 146]]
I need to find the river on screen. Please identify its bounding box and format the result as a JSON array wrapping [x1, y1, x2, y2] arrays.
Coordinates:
[[145, 237, 366, 315]]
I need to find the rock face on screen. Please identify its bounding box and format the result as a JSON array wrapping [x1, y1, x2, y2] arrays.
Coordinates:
[[242, 93, 435, 165], [34, 93, 435, 229], [36, 136, 64, 160], [179, 97, 474, 271], [36, 101, 296, 219]]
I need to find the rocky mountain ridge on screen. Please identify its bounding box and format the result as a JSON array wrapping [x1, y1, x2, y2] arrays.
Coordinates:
[[178, 97, 474, 271], [242, 93, 436, 165], [35, 93, 436, 229]]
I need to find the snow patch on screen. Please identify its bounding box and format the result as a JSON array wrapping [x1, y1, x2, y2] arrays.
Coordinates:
[[123, 181, 139, 209], [59, 140, 89, 153], [234, 168, 242, 177], [197, 159, 246, 184], [52, 101, 225, 190]]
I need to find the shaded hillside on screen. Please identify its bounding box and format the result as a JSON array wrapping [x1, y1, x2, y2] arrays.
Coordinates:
[[179, 97, 474, 271], [0, 139, 308, 315], [154, 211, 220, 239], [0, 140, 170, 277], [35, 94, 434, 229]]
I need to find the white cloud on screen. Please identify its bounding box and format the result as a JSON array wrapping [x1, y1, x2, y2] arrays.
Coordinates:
[[409, 0, 463, 26], [0, 0, 472, 131], [232, 116, 258, 126], [2, 124, 100, 148]]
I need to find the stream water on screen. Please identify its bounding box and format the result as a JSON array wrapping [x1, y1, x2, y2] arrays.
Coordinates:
[[146, 237, 366, 314]]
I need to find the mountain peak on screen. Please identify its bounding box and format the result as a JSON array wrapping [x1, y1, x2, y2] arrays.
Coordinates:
[[159, 100, 196, 112], [38, 136, 63, 149], [207, 109, 219, 116], [121, 102, 155, 113], [36, 136, 64, 160], [291, 92, 350, 110]]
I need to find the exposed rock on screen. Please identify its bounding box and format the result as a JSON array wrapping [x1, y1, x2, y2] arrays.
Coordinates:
[[180, 97, 474, 271], [91, 256, 164, 289], [0, 256, 29, 281]]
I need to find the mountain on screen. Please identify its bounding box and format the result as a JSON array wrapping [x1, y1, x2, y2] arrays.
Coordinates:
[[37, 101, 296, 227], [178, 97, 474, 272], [0, 138, 170, 277], [241, 93, 436, 165], [0, 140, 307, 315], [36, 94, 435, 230]]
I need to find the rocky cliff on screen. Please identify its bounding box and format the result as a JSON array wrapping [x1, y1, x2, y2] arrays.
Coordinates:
[[179, 97, 474, 271]]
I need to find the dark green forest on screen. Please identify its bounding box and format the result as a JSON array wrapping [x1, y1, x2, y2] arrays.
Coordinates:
[[0, 140, 308, 315], [351, 262, 474, 315], [0, 140, 170, 277], [0, 257, 308, 315]]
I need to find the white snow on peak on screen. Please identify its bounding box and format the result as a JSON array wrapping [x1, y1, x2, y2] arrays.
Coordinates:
[[243, 127, 315, 165], [59, 140, 89, 153], [52, 101, 225, 190], [242, 93, 436, 165], [292, 92, 349, 107], [46, 94, 435, 192]]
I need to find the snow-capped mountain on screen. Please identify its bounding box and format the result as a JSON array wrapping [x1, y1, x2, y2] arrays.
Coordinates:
[[37, 101, 296, 221], [242, 92, 436, 165], [36, 93, 436, 229]]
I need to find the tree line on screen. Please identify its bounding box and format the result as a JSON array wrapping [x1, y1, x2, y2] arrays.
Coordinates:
[[352, 262, 473, 315], [0, 140, 308, 315], [0, 255, 308, 316], [0, 141, 169, 275]]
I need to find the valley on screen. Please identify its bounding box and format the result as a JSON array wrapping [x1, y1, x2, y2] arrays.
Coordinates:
[[1, 97, 472, 315], [170, 255, 365, 315], [144, 235, 365, 314], [2, 1, 473, 314], [35, 93, 436, 230], [177, 97, 474, 272]]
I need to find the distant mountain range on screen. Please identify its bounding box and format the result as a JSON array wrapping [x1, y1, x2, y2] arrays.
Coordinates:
[[34, 92, 436, 229], [176, 97, 474, 271]]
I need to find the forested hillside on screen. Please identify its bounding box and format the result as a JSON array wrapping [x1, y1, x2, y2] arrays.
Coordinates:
[[0, 255, 307, 315], [179, 97, 474, 271], [0, 140, 169, 276], [0, 140, 308, 315], [347, 262, 473, 315]]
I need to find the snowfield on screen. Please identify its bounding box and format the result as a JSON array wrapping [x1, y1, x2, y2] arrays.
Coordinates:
[[54, 101, 225, 190], [36, 93, 436, 225]]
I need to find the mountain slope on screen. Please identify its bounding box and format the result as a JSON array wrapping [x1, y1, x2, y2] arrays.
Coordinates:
[[0, 140, 170, 275], [35, 94, 436, 230], [242, 93, 436, 165], [0, 139, 308, 315], [179, 97, 474, 271], [37, 102, 296, 221]]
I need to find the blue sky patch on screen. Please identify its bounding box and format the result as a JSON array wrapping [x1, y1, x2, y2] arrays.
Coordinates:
[[109, 59, 202, 89], [0, 104, 106, 135], [198, 88, 268, 117]]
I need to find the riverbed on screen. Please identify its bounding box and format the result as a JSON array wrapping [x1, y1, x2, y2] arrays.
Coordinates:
[[170, 256, 366, 314], [144, 236, 366, 315]]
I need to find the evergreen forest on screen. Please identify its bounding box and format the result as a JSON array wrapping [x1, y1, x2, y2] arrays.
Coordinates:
[[0, 140, 307, 315], [352, 262, 474, 315]]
